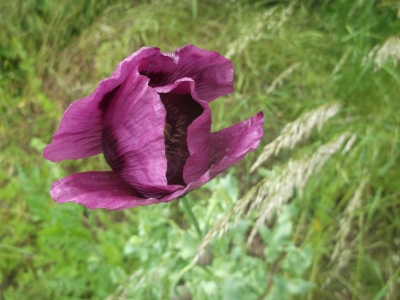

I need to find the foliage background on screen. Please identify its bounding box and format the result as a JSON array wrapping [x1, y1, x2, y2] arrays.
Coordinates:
[[1, 0, 399, 299]]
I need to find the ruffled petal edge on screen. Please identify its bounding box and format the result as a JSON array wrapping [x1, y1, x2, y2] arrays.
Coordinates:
[[43, 47, 161, 162]]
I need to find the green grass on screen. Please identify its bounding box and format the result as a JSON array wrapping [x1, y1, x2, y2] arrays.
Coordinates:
[[1, 0, 399, 299]]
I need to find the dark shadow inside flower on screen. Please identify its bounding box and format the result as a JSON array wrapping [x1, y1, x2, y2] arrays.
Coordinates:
[[101, 126, 124, 173], [98, 85, 120, 116], [138, 56, 173, 87], [137, 51, 206, 91], [160, 93, 203, 186]]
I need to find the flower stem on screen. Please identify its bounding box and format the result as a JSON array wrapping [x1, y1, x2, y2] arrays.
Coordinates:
[[172, 260, 196, 295], [181, 197, 202, 239]]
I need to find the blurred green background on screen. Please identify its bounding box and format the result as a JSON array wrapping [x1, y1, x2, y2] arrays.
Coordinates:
[[1, 0, 399, 299]]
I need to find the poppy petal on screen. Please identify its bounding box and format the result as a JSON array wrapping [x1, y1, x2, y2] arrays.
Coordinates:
[[209, 112, 264, 178], [50, 170, 214, 210], [158, 172, 211, 202], [43, 47, 161, 162], [172, 45, 234, 101], [50, 171, 163, 210], [102, 66, 185, 198], [138, 45, 234, 102]]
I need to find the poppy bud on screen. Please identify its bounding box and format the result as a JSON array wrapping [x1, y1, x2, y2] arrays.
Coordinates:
[[197, 248, 214, 266], [170, 285, 192, 300]]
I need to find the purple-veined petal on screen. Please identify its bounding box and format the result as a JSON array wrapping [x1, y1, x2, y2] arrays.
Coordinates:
[[43, 47, 161, 162], [184, 101, 213, 183], [138, 45, 234, 102], [159, 171, 211, 202], [50, 171, 163, 210], [209, 112, 264, 178], [101, 66, 183, 199], [50, 170, 210, 210]]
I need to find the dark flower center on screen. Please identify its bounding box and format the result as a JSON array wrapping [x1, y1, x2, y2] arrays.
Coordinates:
[[160, 93, 203, 185]]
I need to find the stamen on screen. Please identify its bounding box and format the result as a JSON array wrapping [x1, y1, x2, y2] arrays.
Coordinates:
[[164, 123, 172, 140]]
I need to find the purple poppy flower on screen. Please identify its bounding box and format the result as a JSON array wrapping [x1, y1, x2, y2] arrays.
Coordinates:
[[43, 45, 263, 210]]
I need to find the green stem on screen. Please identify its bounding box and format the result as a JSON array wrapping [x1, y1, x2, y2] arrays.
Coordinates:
[[182, 197, 202, 239], [172, 261, 196, 295], [192, 0, 197, 19], [171, 198, 202, 293]]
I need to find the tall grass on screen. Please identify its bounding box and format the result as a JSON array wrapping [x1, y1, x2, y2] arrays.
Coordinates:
[[1, 0, 399, 299]]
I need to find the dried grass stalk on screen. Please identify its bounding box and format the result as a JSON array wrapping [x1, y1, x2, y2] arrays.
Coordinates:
[[362, 36, 400, 71], [332, 48, 351, 74], [323, 178, 368, 288], [246, 132, 351, 245], [197, 132, 353, 258], [250, 102, 341, 173], [265, 62, 302, 95], [225, 1, 297, 58]]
